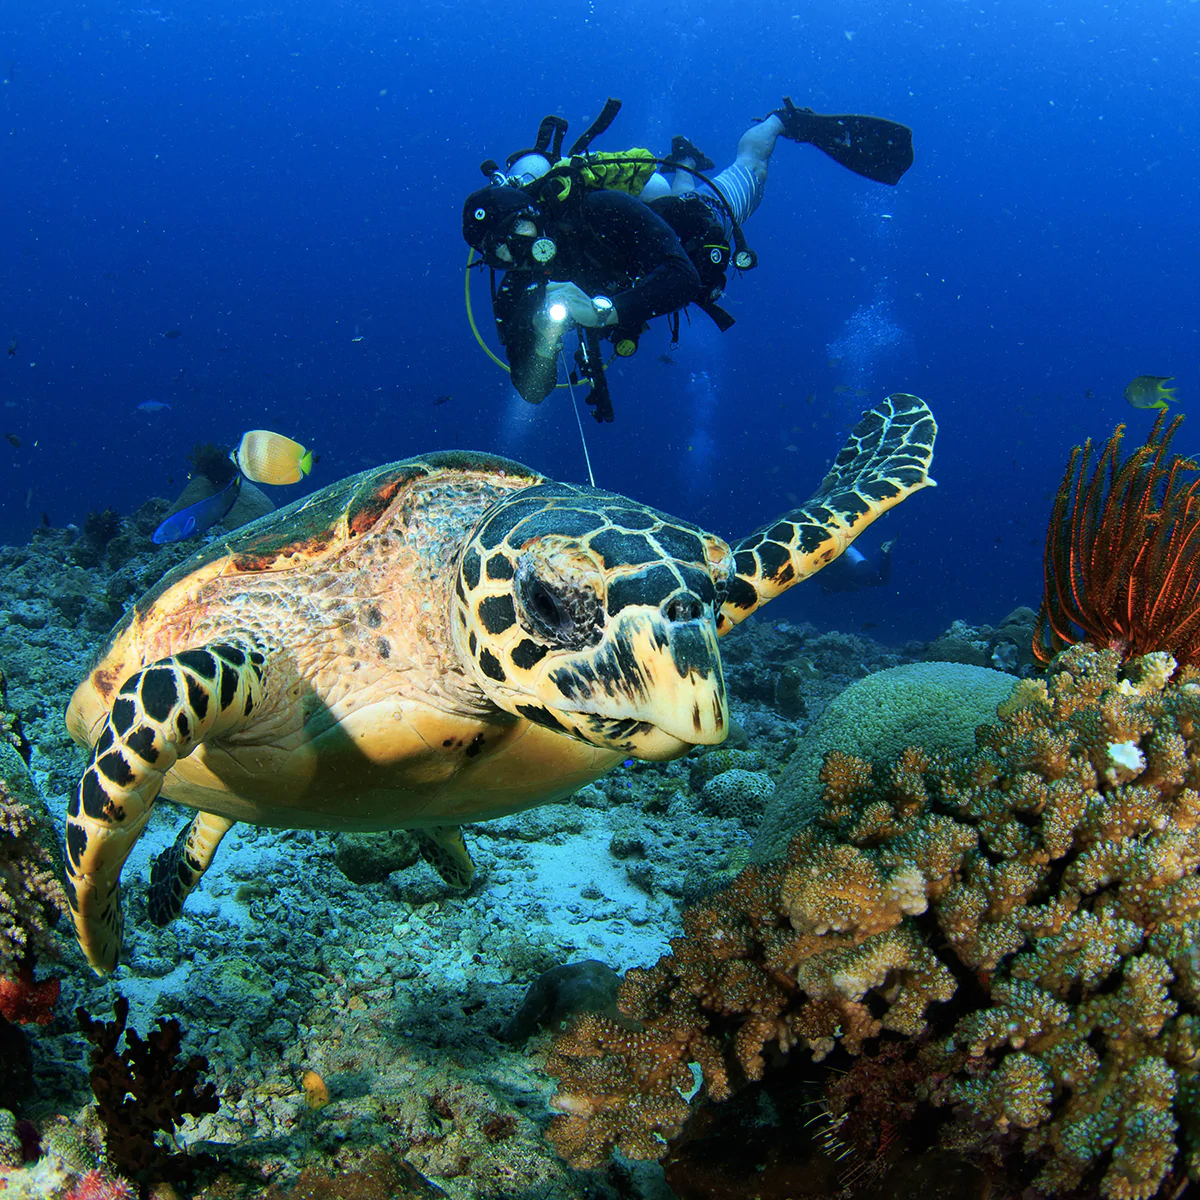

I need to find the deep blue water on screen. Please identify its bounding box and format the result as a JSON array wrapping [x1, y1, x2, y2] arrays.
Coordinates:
[[1, 0, 1197, 643]]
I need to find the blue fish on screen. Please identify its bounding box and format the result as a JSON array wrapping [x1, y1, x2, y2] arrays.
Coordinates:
[[152, 475, 241, 544], [136, 400, 172, 413]]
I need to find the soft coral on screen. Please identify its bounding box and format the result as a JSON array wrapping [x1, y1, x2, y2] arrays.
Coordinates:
[[0, 955, 60, 1025], [77, 997, 219, 1199]]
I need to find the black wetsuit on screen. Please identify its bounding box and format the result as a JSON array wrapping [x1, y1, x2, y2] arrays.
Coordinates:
[[493, 190, 701, 404]]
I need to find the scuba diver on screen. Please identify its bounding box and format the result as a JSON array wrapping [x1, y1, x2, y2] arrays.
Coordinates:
[[816, 539, 895, 593], [462, 97, 914, 421]]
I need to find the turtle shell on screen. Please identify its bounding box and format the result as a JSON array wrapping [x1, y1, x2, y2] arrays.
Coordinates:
[[113, 450, 541, 643], [70, 450, 543, 747]]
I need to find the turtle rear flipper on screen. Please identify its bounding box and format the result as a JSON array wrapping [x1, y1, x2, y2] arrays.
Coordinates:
[[64, 643, 266, 974], [719, 393, 936, 631], [148, 810, 237, 928], [413, 826, 476, 889]]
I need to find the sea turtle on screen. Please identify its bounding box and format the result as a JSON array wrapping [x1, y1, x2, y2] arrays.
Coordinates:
[[64, 394, 936, 974]]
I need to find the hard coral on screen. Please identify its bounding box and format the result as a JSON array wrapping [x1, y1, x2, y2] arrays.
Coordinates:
[[1035, 412, 1200, 667], [548, 645, 1200, 1199], [0, 743, 67, 1013]]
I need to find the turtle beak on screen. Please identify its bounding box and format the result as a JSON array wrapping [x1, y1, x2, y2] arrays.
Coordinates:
[[542, 610, 728, 761]]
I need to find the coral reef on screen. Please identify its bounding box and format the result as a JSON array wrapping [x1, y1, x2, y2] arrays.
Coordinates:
[[502, 959, 624, 1044], [547, 645, 1200, 1199], [697, 769, 775, 823], [333, 829, 421, 884], [1035, 412, 1200, 666], [187, 441, 238, 488], [77, 996, 220, 1197], [0, 1112, 134, 1200], [0, 733, 67, 1016], [753, 660, 1018, 861]]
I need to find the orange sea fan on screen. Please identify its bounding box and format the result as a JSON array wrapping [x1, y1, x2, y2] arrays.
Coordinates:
[[1034, 411, 1200, 666]]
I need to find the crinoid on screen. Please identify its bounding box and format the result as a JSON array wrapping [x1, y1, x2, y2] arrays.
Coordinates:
[[1034, 411, 1200, 666]]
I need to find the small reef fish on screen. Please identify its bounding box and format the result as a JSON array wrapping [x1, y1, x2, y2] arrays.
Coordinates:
[[433, 394, 451, 406], [163, 328, 182, 339], [6, 337, 15, 357], [152, 475, 241, 545], [1124, 375, 1177, 411], [3, 432, 20, 448], [136, 401, 171, 413], [234, 429, 315, 486]]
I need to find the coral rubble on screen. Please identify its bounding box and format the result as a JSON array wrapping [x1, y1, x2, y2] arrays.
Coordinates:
[[547, 644, 1200, 1199]]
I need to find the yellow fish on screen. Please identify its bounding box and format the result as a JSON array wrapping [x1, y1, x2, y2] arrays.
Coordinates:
[[1124, 375, 1177, 411], [234, 429, 315, 486]]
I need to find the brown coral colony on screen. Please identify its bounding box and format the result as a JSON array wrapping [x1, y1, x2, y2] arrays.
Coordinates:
[[547, 646, 1200, 1198]]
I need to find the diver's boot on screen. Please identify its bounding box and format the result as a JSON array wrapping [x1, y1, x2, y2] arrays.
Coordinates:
[[766, 96, 914, 186], [665, 135, 715, 173]]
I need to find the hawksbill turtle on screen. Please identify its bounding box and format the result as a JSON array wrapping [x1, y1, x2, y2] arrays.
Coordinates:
[[64, 394, 936, 974]]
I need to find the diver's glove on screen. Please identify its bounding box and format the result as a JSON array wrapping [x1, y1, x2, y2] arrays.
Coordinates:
[[545, 282, 618, 328]]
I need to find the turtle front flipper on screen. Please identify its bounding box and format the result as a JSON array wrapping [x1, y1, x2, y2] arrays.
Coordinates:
[[64, 643, 266, 974], [148, 811, 237, 928], [718, 393, 937, 632]]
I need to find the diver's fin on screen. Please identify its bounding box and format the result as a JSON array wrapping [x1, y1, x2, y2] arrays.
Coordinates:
[[772, 97, 914, 186], [413, 826, 476, 889], [148, 810, 237, 927], [666, 135, 714, 173]]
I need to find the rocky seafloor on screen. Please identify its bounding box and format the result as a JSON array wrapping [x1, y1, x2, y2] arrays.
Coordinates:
[[0, 502, 1034, 1200]]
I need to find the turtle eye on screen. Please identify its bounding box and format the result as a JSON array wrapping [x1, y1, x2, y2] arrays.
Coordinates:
[[525, 578, 567, 636], [515, 557, 603, 650]]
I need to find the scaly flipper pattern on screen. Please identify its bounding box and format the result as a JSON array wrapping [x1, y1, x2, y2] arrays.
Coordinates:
[[717, 393, 937, 632], [413, 826, 476, 889], [64, 643, 266, 974], [147, 811, 238, 928]]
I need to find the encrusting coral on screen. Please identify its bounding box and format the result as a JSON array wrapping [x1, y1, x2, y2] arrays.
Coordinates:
[[547, 644, 1200, 1199]]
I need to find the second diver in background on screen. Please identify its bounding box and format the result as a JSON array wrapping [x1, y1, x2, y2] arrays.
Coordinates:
[[462, 97, 915, 420]]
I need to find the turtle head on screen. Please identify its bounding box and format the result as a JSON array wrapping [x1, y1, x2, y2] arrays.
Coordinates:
[[452, 485, 735, 761]]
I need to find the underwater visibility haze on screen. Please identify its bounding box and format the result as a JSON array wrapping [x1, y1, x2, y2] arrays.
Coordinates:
[[1, 1, 1199, 1198]]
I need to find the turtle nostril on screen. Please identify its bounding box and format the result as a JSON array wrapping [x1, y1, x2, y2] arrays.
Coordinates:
[[664, 595, 705, 624]]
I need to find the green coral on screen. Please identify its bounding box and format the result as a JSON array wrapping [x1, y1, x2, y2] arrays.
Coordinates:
[[689, 747, 765, 789], [754, 661, 1018, 861], [699, 769, 775, 823]]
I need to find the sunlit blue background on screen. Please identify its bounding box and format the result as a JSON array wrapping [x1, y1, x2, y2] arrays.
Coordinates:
[[2, 0, 1197, 641]]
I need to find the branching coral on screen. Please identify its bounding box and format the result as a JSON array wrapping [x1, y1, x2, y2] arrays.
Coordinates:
[[547, 645, 1200, 1198], [1034, 412, 1200, 667], [77, 997, 219, 1199], [0, 746, 67, 1023]]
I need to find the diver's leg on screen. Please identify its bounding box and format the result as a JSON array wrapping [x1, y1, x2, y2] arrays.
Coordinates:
[[704, 115, 785, 227], [877, 540, 894, 588], [671, 157, 698, 196], [639, 171, 672, 202]]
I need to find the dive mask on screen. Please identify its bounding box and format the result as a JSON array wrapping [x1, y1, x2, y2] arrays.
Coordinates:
[[462, 185, 556, 270]]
